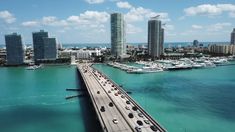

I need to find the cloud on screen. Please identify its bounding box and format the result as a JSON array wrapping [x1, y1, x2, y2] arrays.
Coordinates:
[[192, 25, 203, 29], [125, 7, 170, 22], [85, 0, 104, 4], [184, 4, 235, 17], [22, 21, 39, 27], [164, 24, 174, 31], [208, 22, 231, 31], [116, 1, 132, 9], [0, 10, 16, 23], [42, 16, 68, 26], [126, 24, 142, 34]]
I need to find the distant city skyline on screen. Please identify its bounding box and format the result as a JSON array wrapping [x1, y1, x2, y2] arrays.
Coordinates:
[[0, 0, 235, 44]]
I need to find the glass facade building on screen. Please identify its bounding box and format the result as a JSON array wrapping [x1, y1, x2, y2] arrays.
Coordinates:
[[231, 28, 235, 45], [33, 30, 57, 61], [111, 13, 126, 57], [43, 37, 57, 59], [33, 30, 48, 60], [5, 33, 24, 65], [148, 19, 164, 58]]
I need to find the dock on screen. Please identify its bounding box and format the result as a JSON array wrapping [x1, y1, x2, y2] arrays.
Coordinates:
[[77, 63, 166, 132]]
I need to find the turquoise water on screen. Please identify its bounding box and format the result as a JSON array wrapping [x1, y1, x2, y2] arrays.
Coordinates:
[[0, 66, 99, 132], [1, 65, 235, 132], [93, 64, 235, 132]]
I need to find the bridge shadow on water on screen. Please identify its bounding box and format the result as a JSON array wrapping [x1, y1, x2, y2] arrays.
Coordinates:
[[76, 69, 102, 132]]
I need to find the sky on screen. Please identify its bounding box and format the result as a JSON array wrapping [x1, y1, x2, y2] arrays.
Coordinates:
[[0, 0, 235, 44]]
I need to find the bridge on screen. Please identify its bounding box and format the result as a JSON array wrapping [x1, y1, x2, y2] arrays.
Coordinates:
[[77, 63, 166, 132]]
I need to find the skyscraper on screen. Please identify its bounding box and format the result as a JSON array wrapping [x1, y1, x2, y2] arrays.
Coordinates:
[[5, 33, 24, 65], [33, 30, 48, 60], [231, 28, 235, 45], [193, 40, 199, 47], [148, 19, 164, 58], [43, 37, 57, 59], [111, 13, 126, 57]]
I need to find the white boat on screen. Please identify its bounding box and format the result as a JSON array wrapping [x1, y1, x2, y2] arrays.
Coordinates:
[[26, 65, 42, 70]]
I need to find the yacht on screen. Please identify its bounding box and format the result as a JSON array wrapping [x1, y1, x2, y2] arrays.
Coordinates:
[[26, 65, 42, 70], [167, 63, 192, 70]]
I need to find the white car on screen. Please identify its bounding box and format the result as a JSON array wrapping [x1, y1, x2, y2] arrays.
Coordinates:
[[113, 118, 118, 124], [125, 106, 130, 110]]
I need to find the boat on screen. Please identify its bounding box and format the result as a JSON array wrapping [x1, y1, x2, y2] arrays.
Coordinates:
[[167, 63, 192, 71], [26, 65, 42, 70]]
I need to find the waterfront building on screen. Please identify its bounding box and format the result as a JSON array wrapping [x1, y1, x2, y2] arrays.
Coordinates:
[[208, 44, 235, 55], [5, 33, 24, 65], [193, 40, 199, 47], [110, 13, 126, 57], [43, 37, 57, 59], [231, 28, 235, 45], [148, 18, 164, 58], [33, 30, 48, 60]]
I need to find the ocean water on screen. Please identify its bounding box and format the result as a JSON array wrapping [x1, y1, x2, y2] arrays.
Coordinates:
[[0, 66, 100, 132], [93, 64, 235, 132], [1, 64, 235, 132]]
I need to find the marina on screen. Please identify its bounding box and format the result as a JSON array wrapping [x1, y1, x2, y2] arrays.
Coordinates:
[[108, 56, 234, 74]]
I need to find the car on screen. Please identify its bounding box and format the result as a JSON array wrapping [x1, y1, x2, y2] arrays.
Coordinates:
[[113, 118, 118, 124], [138, 113, 144, 118], [126, 100, 130, 104], [108, 90, 111, 93], [112, 85, 115, 87], [103, 84, 106, 86], [121, 95, 125, 98], [97, 91, 100, 94], [128, 113, 134, 118], [137, 120, 143, 126], [109, 102, 113, 107], [125, 106, 130, 110], [115, 93, 118, 96], [135, 126, 142, 132], [100, 106, 105, 112], [111, 88, 114, 91], [132, 106, 137, 111], [114, 88, 117, 90], [150, 125, 158, 131], [144, 120, 150, 124], [117, 91, 121, 94]]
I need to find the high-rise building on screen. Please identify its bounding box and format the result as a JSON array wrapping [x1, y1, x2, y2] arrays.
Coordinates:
[[193, 40, 199, 47], [33, 30, 48, 60], [111, 13, 126, 57], [231, 28, 235, 45], [5, 33, 24, 65], [148, 19, 164, 58], [43, 37, 57, 59]]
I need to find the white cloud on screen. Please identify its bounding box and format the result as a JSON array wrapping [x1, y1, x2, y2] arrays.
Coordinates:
[[116, 1, 132, 9], [126, 24, 142, 34], [85, 0, 104, 4], [192, 25, 203, 29], [22, 21, 39, 27], [125, 7, 170, 22], [42, 16, 68, 26], [184, 4, 235, 17], [208, 22, 231, 31], [0, 10, 16, 23], [164, 24, 174, 31], [229, 12, 235, 18], [21, 11, 109, 31]]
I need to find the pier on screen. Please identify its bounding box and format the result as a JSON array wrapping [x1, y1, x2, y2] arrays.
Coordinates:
[[77, 63, 166, 132]]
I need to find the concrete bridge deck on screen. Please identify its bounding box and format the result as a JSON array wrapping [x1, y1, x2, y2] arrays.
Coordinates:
[[77, 63, 166, 132]]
